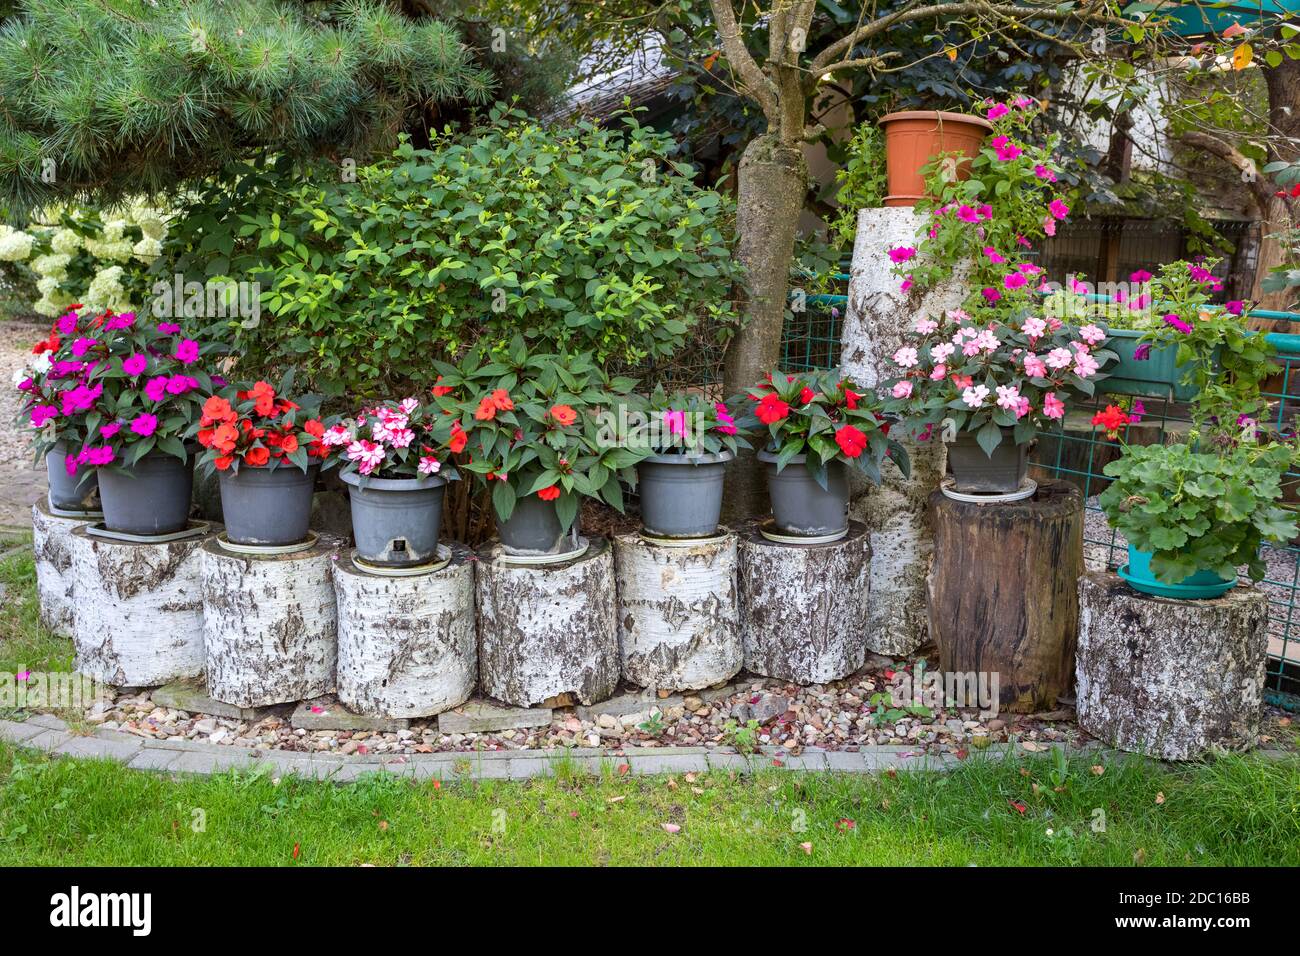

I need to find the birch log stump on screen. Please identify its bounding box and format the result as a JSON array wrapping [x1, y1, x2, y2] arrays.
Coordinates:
[[476, 538, 619, 707], [613, 532, 741, 691], [738, 520, 871, 683], [842, 207, 968, 655], [32, 500, 88, 636], [1077, 572, 1268, 760], [201, 538, 338, 707], [928, 480, 1082, 713], [70, 525, 211, 686], [335, 545, 477, 718]]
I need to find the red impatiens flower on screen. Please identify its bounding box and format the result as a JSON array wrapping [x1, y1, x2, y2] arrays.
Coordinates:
[[244, 446, 270, 467], [490, 388, 514, 411], [431, 376, 454, 397], [1091, 404, 1129, 440], [474, 397, 498, 421], [449, 422, 468, 453], [537, 485, 561, 501], [549, 404, 577, 426], [798, 386, 816, 405], [835, 424, 868, 458], [842, 386, 861, 410], [755, 393, 790, 425]]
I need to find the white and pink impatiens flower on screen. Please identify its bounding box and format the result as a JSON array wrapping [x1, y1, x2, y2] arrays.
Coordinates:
[[417, 455, 442, 476], [346, 439, 386, 475], [1045, 347, 1073, 370], [961, 384, 990, 408], [893, 346, 919, 368], [1078, 323, 1107, 345], [1043, 392, 1065, 419], [995, 385, 1030, 418], [914, 316, 938, 335], [1073, 351, 1100, 378], [322, 424, 353, 446]]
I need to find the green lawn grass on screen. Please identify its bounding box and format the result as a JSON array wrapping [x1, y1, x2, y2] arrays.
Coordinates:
[[0, 742, 1295, 866]]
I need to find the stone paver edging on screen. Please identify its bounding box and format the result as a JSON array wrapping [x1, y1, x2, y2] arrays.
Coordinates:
[[6, 712, 1290, 781], [1, 713, 1075, 781]]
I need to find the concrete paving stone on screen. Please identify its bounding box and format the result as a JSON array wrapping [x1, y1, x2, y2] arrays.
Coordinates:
[[24, 729, 72, 751], [26, 713, 68, 730], [151, 680, 270, 721], [625, 753, 710, 775], [168, 750, 260, 775], [290, 696, 409, 732], [53, 736, 142, 762], [126, 749, 183, 772], [437, 701, 552, 734], [0, 718, 45, 744]]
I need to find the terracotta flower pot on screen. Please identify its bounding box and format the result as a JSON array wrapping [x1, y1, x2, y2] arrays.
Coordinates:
[[878, 111, 993, 207]]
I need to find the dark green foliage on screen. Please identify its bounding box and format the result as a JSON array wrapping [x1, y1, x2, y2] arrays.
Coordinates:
[[0, 0, 494, 213]]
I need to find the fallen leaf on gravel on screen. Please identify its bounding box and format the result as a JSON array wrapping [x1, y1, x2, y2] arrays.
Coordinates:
[[617, 763, 630, 775], [661, 823, 681, 834], [1021, 741, 1046, 752], [684, 772, 697, 783]]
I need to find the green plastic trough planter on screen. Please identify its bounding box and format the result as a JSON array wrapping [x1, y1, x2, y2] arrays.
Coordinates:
[[1103, 329, 1200, 402], [1118, 544, 1236, 599]]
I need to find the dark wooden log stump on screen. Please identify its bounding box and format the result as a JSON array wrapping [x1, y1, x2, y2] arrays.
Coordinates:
[[927, 479, 1082, 713], [738, 520, 872, 683], [201, 538, 339, 707], [1077, 571, 1268, 760], [70, 524, 212, 686], [335, 544, 476, 718], [476, 538, 619, 707]]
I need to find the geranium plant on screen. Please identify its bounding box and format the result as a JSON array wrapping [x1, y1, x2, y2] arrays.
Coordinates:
[[1099, 439, 1297, 584], [632, 385, 751, 457], [195, 373, 330, 474], [430, 336, 641, 531], [883, 306, 1118, 455], [732, 369, 908, 484], [16, 308, 219, 470], [320, 396, 460, 483]]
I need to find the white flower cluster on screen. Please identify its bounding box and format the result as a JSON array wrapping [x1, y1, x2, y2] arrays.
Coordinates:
[[23, 200, 171, 315], [0, 226, 35, 262]]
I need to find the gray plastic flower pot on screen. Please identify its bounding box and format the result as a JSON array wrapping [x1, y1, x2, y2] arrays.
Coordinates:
[[758, 450, 849, 537], [46, 440, 98, 511], [636, 450, 733, 538], [219, 463, 320, 546], [497, 493, 573, 556], [946, 428, 1028, 494], [98, 450, 194, 535], [341, 470, 447, 566]]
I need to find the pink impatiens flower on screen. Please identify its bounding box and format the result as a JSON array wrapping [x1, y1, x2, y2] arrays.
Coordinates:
[[1021, 316, 1046, 339], [957, 205, 980, 223], [714, 403, 737, 435], [1073, 352, 1100, 378], [1079, 324, 1107, 345], [1023, 353, 1048, 378], [891, 380, 913, 399], [982, 247, 1005, 265], [893, 346, 919, 368], [1003, 272, 1027, 291], [1045, 348, 1073, 370], [1043, 392, 1065, 419], [144, 376, 169, 402], [1048, 199, 1070, 220], [663, 409, 688, 436], [961, 385, 990, 408], [914, 316, 938, 334]]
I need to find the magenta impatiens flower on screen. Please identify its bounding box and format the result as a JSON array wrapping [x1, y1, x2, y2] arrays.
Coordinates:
[[158, 322, 181, 334], [1048, 199, 1070, 220], [29, 404, 58, 428], [122, 353, 147, 376], [144, 375, 169, 402], [78, 445, 115, 467], [130, 413, 158, 437], [174, 338, 200, 364], [71, 337, 98, 357], [887, 246, 917, 264], [1225, 300, 1244, 315], [100, 422, 121, 439], [1163, 313, 1193, 334]]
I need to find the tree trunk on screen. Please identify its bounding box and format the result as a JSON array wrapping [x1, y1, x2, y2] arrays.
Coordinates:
[[476, 538, 619, 707], [613, 531, 742, 691], [32, 500, 84, 637], [71, 525, 209, 687], [335, 545, 477, 719], [737, 520, 872, 683], [1076, 571, 1268, 760], [201, 538, 339, 708], [722, 132, 809, 521], [1252, 55, 1299, 313], [928, 480, 1083, 713]]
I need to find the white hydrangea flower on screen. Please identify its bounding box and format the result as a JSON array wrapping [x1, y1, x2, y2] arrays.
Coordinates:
[[34, 295, 62, 317], [132, 235, 162, 262], [130, 203, 168, 241], [82, 236, 133, 262], [30, 252, 72, 279], [0, 229, 35, 262], [101, 218, 127, 243], [49, 228, 82, 256], [85, 265, 128, 311], [36, 275, 61, 296]]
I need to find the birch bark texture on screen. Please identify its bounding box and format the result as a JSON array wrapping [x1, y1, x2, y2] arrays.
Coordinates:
[[476, 538, 619, 707], [335, 545, 476, 718], [32, 499, 86, 636], [738, 520, 871, 683], [842, 207, 967, 655], [1076, 571, 1268, 761], [70, 524, 211, 686], [613, 532, 741, 691], [201, 537, 338, 707]]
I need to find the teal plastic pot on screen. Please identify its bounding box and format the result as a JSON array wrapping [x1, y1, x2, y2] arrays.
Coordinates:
[[1104, 329, 1199, 402], [1118, 544, 1236, 599]]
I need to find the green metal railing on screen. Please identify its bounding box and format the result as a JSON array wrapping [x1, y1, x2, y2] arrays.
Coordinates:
[[780, 285, 1300, 711]]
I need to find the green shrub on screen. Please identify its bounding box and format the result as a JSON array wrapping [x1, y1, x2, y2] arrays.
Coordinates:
[[194, 107, 744, 399]]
